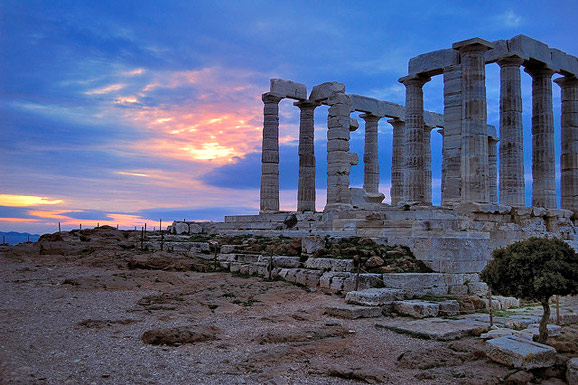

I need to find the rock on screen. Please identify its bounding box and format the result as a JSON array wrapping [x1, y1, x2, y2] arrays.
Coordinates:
[[174, 222, 189, 235], [438, 300, 460, 316], [377, 318, 488, 341], [141, 325, 220, 346], [480, 328, 519, 340], [325, 304, 382, 319], [345, 288, 404, 306], [485, 336, 556, 370], [504, 370, 534, 385], [567, 357, 578, 385], [393, 300, 439, 318], [301, 236, 325, 254], [365, 256, 384, 268], [321, 364, 390, 384]]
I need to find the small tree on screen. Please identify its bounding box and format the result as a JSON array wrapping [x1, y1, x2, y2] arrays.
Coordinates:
[[480, 237, 578, 343]]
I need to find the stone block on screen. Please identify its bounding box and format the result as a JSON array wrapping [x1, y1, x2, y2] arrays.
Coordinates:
[[349, 118, 359, 131], [309, 82, 345, 101], [408, 48, 459, 76], [551, 48, 578, 76], [269, 78, 307, 100], [325, 304, 382, 319], [567, 358, 578, 385], [481, 328, 519, 340], [486, 336, 556, 370], [393, 300, 439, 318], [509, 34, 555, 69], [495, 296, 520, 310], [304, 258, 353, 272], [377, 101, 404, 119], [483, 39, 510, 63], [449, 285, 469, 296], [350, 94, 381, 115], [438, 300, 460, 316], [468, 282, 488, 296], [345, 288, 404, 306], [423, 111, 444, 128], [174, 222, 189, 235], [522, 323, 562, 339]]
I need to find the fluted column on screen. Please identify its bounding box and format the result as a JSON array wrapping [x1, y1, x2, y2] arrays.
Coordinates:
[[361, 114, 381, 194], [488, 135, 499, 204], [260, 93, 283, 213], [554, 76, 578, 214], [525, 65, 556, 208], [325, 92, 356, 211], [424, 124, 433, 205], [389, 119, 404, 205], [453, 38, 494, 204], [399, 74, 430, 204], [295, 100, 318, 212], [442, 65, 463, 206], [497, 56, 526, 206]]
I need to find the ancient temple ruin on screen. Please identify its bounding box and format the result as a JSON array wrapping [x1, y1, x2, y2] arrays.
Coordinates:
[[171, 35, 578, 276]]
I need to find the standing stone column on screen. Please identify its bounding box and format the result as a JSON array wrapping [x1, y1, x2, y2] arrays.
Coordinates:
[[326, 92, 357, 211], [442, 65, 463, 206], [260, 93, 283, 213], [497, 56, 526, 206], [554, 76, 578, 214], [423, 124, 433, 205], [295, 101, 318, 212], [361, 114, 381, 194], [389, 119, 404, 205], [488, 135, 499, 204], [453, 38, 494, 204], [525, 65, 556, 208], [399, 75, 430, 204]]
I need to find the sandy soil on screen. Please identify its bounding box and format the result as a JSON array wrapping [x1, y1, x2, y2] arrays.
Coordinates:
[[0, 229, 559, 384]]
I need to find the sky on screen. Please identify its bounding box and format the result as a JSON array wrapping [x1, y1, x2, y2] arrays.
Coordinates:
[[1, 0, 577, 234]]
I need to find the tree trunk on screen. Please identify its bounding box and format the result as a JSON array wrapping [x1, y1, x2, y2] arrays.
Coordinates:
[[538, 298, 551, 344]]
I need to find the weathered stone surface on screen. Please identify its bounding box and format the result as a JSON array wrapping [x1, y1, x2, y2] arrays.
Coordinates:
[[345, 288, 404, 306], [301, 236, 325, 254], [270, 78, 307, 100], [480, 328, 519, 340], [486, 336, 556, 370], [408, 48, 459, 76], [438, 300, 460, 316], [377, 317, 488, 340], [567, 358, 578, 385], [309, 82, 345, 102], [174, 222, 189, 235], [393, 300, 439, 318], [325, 304, 382, 319], [304, 258, 353, 272]]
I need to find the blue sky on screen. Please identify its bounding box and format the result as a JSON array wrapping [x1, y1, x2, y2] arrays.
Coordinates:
[[1, 0, 577, 233]]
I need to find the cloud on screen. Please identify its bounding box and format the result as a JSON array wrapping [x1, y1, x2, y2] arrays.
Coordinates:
[[0, 195, 63, 207], [493, 10, 523, 28]]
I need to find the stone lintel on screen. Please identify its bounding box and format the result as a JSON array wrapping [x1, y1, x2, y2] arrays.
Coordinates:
[[309, 81, 346, 102], [423, 111, 444, 128], [551, 49, 578, 77], [554, 75, 578, 87], [408, 48, 459, 77], [270, 78, 307, 100], [452, 37, 495, 52], [349, 94, 383, 116]]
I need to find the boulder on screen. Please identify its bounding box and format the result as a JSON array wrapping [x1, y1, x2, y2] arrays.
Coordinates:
[[345, 288, 404, 306], [301, 236, 326, 255], [567, 357, 578, 385], [485, 336, 556, 370], [393, 300, 439, 318]]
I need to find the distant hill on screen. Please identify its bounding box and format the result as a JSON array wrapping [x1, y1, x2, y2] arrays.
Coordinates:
[[0, 232, 41, 245]]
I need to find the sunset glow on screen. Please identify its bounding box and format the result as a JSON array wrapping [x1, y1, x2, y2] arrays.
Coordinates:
[[0, 195, 64, 207]]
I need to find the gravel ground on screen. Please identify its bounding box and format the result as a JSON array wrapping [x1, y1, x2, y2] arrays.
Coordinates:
[[0, 239, 529, 384]]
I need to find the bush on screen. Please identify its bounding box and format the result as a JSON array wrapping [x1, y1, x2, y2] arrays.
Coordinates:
[[480, 237, 578, 343]]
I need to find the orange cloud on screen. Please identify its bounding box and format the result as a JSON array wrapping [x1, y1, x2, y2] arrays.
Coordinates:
[[0, 194, 63, 207], [85, 83, 126, 95]]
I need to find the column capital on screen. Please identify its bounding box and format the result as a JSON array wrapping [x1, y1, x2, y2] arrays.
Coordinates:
[[262, 92, 283, 104], [359, 113, 381, 122], [496, 55, 525, 68], [452, 37, 494, 53], [293, 99, 320, 109], [554, 75, 578, 87], [423, 124, 434, 132], [398, 74, 431, 87], [524, 64, 555, 78]]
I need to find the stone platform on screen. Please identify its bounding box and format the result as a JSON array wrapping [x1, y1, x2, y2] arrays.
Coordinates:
[[169, 203, 577, 274]]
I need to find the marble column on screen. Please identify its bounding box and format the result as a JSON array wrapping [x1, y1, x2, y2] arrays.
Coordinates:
[[497, 56, 526, 206], [424, 125, 433, 205], [442, 65, 463, 206], [453, 38, 494, 204], [488, 135, 499, 204], [295, 100, 318, 212], [259, 93, 283, 213], [389, 119, 404, 205], [554, 76, 578, 214], [325, 92, 356, 211], [525, 65, 556, 208], [361, 114, 381, 194], [399, 74, 430, 204]]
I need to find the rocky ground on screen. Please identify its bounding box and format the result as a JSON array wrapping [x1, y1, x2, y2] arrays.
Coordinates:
[[0, 227, 575, 384]]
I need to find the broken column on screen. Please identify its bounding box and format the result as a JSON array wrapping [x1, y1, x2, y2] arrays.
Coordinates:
[[554, 75, 578, 214], [389, 119, 404, 205], [361, 114, 381, 194], [295, 100, 318, 212], [399, 74, 430, 204], [525, 65, 556, 208], [424, 124, 433, 205], [259, 93, 283, 213], [442, 65, 463, 206], [497, 56, 526, 206], [453, 38, 494, 204]]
